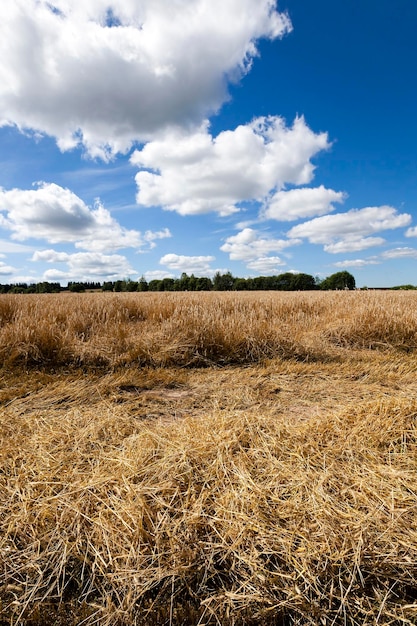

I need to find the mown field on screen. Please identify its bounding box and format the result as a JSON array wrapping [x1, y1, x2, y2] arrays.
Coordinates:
[[1, 291, 417, 625]]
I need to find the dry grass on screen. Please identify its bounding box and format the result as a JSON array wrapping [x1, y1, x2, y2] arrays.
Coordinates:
[[2, 290, 416, 369], [1, 291, 417, 624]]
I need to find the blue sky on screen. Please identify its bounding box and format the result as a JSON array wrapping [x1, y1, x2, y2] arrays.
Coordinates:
[[0, 0, 416, 287]]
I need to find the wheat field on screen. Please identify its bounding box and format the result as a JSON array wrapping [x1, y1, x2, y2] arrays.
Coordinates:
[[1, 291, 417, 625]]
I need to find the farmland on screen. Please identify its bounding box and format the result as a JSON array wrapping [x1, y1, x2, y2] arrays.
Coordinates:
[[1, 291, 417, 625]]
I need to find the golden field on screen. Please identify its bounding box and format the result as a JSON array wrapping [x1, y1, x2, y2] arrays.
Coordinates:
[[1, 291, 417, 625]]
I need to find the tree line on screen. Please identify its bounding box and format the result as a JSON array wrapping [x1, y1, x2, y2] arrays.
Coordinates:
[[0, 271, 358, 293]]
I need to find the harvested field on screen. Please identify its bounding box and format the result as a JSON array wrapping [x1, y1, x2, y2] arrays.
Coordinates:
[[1, 291, 417, 625]]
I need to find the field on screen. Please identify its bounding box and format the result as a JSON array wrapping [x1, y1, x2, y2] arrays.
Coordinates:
[[1, 291, 417, 625]]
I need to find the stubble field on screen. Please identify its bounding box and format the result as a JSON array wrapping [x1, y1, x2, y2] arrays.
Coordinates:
[[1, 291, 417, 625]]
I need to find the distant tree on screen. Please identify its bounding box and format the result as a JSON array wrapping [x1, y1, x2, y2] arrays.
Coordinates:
[[195, 276, 212, 291], [320, 271, 356, 290], [148, 279, 162, 291], [234, 278, 248, 291], [264, 275, 281, 290], [252, 276, 267, 290], [137, 276, 148, 292], [68, 282, 86, 292], [187, 274, 198, 291], [35, 281, 61, 293], [213, 271, 235, 291], [10, 283, 28, 293], [159, 277, 175, 291], [124, 279, 138, 292], [275, 273, 294, 290], [178, 273, 190, 291], [290, 273, 317, 291], [113, 280, 124, 292]]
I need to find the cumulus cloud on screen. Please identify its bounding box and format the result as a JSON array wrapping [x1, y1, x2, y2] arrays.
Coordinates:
[[143, 229, 172, 248], [0, 183, 171, 251], [0, 0, 291, 158], [405, 226, 417, 237], [381, 247, 417, 260], [324, 237, 386, 254], [0, 239, 34, 253], [333, 248, 417, 269], [32, 250, 71, 263], [288, 206, 411, 252], [160, 253, 216, 275], [220, 227, 299, 261], [144, 270, 175, 281], [33, 249, 135, 281], [246, 257, 286, 273], [131, 116, 330, 216], [333, 259, 380, 268], [0, 261, 17, 275], [264, 185, 346, 221]]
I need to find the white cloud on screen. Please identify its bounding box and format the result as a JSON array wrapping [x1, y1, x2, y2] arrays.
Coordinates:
[[0, 239, 34, 253], [32, 250, 71, 263], [0, 261, 17, 275], [131, 116, 330, 216], [33, 249, 135, 281], [68, 252, 135, 278], [8, 275, 39, 284], [42, 269, 72, 281], [0, 0, 291, 158], [143, 229, 172, 248], [246, 256, 286, 273], [405, 226, 417, 237], [288, 206, 412, 252], [333, 248, 417, 269], [220, 227, 299, 261], [0, 183, 171, 251], [144, 270, 175, 281], [324, 237, 386, 254], [160, 253, 216, 275], [381, 247, 417, 260], [264, 185, 346, 221], [333, 259, 380, 268]]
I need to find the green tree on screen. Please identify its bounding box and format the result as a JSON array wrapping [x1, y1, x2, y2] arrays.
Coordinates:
[[124, 279, 138, 292], [252, 276, 267, 290], [178, 273, 190, 290], [195, 276, 212, 291], [148, 279, 162, 291], [234, 278, 248, 291], [187, 274, 198, 291], [137, 276, 148, 292], [320, 271, 356, 290], [274, 273, 294, 290], [290, 273, 317, 291], [213, 271, 235, 291], [11, 283, 28, 293], [68, 282, 85, 292], [160, 277, 175, 291]]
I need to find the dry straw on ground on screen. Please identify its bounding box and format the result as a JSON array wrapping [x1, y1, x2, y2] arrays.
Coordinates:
[[1, 291, 417, 625]]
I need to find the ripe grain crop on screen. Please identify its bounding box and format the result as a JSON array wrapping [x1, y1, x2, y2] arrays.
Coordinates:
[[1, 290, 417, 369], [1, 291, 417, 624]]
